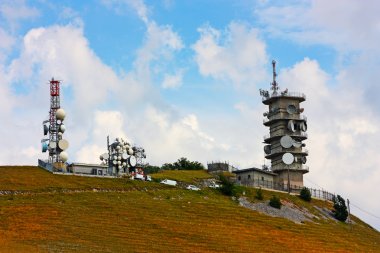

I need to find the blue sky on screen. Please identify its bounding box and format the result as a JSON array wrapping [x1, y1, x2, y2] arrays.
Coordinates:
[[1, 0, 380, 230]]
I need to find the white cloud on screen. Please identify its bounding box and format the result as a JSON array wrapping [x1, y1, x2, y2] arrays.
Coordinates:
[[256, 0, 380, 52], [193, 22, 268, 90], [0, 0, 39, 30], [161, 70, 183, 89]]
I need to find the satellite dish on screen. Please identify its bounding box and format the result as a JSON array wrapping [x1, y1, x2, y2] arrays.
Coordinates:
[[302, 156, 307, 164], [122, 153, 129, 160], [56, 109, 66, 120], [300, 122, 306, 132], [264, 145, 271, 155], [42, 142, 48, 152], [43, 125, 48, 135], [58, 139, 69, 150], [112, 160, 117, 165], [287, 104, 297, 114], [99, 155, 104, 161], [293, 141, 302, 148], [288, 120, 295, 132], [59, 151, 68, 162], [282, 153, 294, 165], [280, 135, 293, 148], [117, 156, 121, 161], [127, 149, 134, 155], [59, 124, 66, 133], [102, 153, 109, 160], [128, 156, 137, 167], [49, 141, 57, 149], [303, 122, 308, 131], [122, 162, 127, 167]]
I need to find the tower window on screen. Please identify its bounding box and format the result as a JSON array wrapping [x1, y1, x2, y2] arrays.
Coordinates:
[[248, 175, 251, 180]]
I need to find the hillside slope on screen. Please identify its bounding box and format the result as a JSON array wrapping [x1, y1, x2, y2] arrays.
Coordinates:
[[0, 166, 379, 252]]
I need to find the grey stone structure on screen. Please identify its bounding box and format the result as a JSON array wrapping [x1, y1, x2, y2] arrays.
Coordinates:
[[234, 167, 276, 188], [259, 60, 309, 188], [207, 162, 236, 173], [68, 163, 108, 176]]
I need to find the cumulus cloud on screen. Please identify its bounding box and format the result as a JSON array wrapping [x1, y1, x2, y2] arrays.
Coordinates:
[[193, 22, 268, 90], [256, 0, 380, 52], [161, 70, 183, 89]]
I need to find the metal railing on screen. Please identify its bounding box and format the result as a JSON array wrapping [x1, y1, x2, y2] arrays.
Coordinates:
[[263, 114, 307, 124], [236, 178, 334, 201], [262, 92, 306, 102], [263, 131, 308, 141]]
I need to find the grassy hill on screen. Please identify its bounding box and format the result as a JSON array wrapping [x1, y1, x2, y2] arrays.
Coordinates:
[[0, 166, 379, 252]]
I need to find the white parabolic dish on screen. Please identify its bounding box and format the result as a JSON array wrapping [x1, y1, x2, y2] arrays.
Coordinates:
[[282, 153, 294, 165], [56, 108, 66, 120], [128, 156, 137, 167], [280, 135, 293, 148], [59, 151, 68, 162], [58, 139, 69, 150]]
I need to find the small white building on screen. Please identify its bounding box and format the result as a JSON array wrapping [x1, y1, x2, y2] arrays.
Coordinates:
[[68, 163, 108, 176], [234, 167, 277, 189]]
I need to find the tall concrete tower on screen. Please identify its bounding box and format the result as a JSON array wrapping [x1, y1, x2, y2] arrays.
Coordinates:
[[260, 60, 308, 190]]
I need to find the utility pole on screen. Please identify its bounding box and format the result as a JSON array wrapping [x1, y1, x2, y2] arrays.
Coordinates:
[[287, 165, 290, 194], [347, 198, 352, 231]]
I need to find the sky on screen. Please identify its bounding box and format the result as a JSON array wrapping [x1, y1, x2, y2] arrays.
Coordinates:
[[0, 0, 380, 231]]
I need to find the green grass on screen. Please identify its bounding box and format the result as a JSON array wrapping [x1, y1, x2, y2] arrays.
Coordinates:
[[0, 166, 379, 252]]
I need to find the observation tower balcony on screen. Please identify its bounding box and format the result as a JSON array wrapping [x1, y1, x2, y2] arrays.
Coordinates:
[[263, 114, 307, 126], [265, 148, 309, 159], [262, 92, 306, 105], [263, 131, 308, 143]]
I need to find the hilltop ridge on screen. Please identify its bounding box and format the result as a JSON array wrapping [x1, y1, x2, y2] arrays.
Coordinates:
[[0, 166, 379, 252]]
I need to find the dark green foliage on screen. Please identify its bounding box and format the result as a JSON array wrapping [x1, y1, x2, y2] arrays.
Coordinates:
[[299, 187, 311, 202], [332, 195, 348, 222], [218, 174, 243, 197], [269, 195, 282, 209], [143, 164, 161, 174], [161, 157, 205, 171], [255, 187, 264, 200]]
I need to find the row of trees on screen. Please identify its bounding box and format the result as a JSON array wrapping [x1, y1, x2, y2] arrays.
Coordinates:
[[144, 157, 205, 174]]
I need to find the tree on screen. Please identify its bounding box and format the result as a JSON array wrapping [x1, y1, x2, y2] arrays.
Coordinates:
[[162, 157, 205, 170], [332, 195, 348, 222], [143, 164, 161, 174], [299, 187, 311, 202], [219, 174, 235, 196], [255, 187, 264, 200], [269, 195, 282, 209]]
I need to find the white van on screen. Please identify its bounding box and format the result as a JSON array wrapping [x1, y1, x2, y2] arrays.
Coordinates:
[[160, 179, 177, 186]]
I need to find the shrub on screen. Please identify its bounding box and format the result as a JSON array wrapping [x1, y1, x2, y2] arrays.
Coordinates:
[[299, 187, 311, 202], [269, 195, 282, 209], [161, 157, 205, 170], [219, 174, 235, 196], [255, 187, 264, 200], [332, 195, 348, 222], [218, 174, 243, 197]]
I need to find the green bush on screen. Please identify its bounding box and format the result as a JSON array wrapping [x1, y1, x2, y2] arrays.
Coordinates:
[[255, 187, 264, 200], [218, 174, 243, 197], [299, 187, 311, 202], [269, 195, 282, 209], [161, 157, 205, 170], [332, 195, 348, 222]]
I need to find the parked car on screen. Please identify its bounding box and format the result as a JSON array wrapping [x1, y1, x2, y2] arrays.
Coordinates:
[[134, 174, 145, 180], [186, 185, 200, 191], [209, 183, 220, 189], [145, 175, 152, 181], [160, 179, 177, 186]]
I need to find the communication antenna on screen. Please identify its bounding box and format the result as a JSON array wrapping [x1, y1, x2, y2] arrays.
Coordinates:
[[271, 60, 279, 94]]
